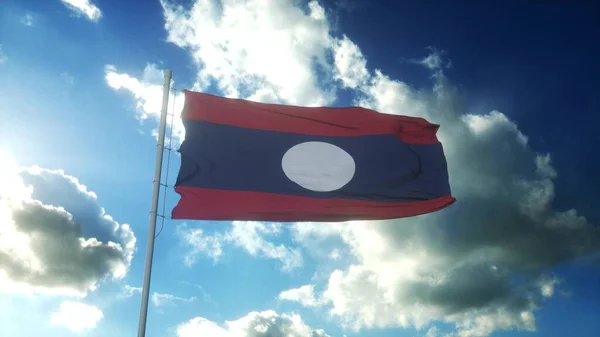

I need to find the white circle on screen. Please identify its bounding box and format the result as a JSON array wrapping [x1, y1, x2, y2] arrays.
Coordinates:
[[282, 141, 355, 192]]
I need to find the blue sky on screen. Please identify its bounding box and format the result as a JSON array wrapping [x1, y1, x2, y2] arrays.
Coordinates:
[[0, 1, 599, 337]]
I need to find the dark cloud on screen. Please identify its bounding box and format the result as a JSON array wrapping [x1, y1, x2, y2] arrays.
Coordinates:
[[287, 52, 599, 336], [20, 168, 120, 245], [0, 166, 135, 295]]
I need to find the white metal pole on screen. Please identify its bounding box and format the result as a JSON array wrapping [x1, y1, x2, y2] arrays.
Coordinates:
[[136, 69, 172, 337]]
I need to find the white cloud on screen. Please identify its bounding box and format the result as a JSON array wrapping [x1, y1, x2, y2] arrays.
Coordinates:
[[176, 310, 331, 337], [176, 224, 225, 266], [60, 0, 102, 22], [178, 222, 303, 272], [121, 284, 197, 309], [278, 285, 321, 307], [329, 249, 342, 261], [122, 284, 142, 297], [228, 222, 303, 271], [152, 292, 197, 308], [121, 284, 196, 308], [332, 35, 369, 89], [21, 13, 34, 26], [49, 301, 103, 333], [424, 326, 439, 337], [538, 276, 560, 298], [292, 222, 345, 241], [160, 0, 336, 106], [417, 48, 451, 70], [104, 64, 185, 145], [0, 152, 136, 296]]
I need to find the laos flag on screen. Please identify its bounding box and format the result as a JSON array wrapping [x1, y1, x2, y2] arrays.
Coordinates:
[[172, 90, 455, 222]]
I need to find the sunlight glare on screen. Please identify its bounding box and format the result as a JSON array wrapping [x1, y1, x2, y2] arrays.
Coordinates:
[[0, 149, 32, 201]]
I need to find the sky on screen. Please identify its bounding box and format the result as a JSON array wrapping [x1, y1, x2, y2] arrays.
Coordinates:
[[0, 0, 599, 337]]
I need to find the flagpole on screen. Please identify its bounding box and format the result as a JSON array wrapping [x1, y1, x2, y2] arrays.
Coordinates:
[[136, 68, 172, 337]]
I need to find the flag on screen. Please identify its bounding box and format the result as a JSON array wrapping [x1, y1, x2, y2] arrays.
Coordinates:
[[172, 90, 455, 222]]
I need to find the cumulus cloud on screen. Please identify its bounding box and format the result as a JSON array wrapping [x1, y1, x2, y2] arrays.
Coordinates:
[[106, 1, 598, 336], [106, 0, 339, 144], [176, 310, 331, 337], [104, 64, 185, 145], [60, 0, 102, 22], [160, 0, 335, 106], [49, 301, 103, 333], [0, 152, 136, 296], [178, 222, 302, 272], [282, 41, 600, 336]]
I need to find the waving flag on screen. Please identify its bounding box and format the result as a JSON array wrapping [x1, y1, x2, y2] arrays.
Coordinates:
[[172, 90, 455, 222]]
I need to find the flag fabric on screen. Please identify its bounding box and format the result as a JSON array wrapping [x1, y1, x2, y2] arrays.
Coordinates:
[[172, 90, 455, 222]]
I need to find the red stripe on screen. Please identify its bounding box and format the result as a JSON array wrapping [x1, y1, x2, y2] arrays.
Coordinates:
[[182, 90, 440, 144], [172, 186, 456, 222]]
